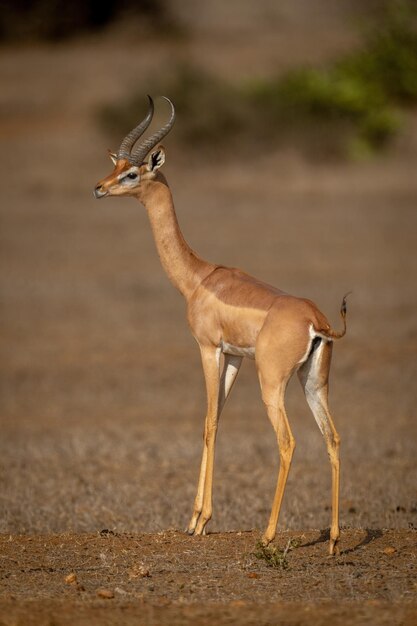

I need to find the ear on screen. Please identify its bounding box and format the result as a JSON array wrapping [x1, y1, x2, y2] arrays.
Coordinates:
[[107, 150, 117, 165], [147, 146, 166, 172]]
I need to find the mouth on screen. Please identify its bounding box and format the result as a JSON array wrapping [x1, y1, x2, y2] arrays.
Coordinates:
[[93, 187, 109, 199]]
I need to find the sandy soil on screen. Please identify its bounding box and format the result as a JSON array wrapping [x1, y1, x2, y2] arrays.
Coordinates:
[[1, 2, 416, 623], [1, 530, 416, 625]]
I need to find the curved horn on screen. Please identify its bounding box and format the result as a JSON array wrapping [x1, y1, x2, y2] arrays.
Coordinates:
[[129, 97, 175, 165], [117, 95, 154, 161]]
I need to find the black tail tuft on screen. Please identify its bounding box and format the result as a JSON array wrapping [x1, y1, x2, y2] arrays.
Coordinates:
[[341, 291, 352, 318]]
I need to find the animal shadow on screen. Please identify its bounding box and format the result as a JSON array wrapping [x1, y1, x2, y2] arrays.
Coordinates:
[[300, 527, 384, 555], [339, 528, 384, 555]]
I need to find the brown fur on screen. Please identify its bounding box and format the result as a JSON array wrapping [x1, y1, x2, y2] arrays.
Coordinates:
[[94, 150, 347, 555]]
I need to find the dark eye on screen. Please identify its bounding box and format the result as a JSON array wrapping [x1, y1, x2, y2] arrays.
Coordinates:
[[127, 172, 137, 180]]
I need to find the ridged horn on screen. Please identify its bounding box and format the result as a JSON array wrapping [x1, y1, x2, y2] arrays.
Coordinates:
[[129, 97, 175, 165], [117, 95, 154, 161]]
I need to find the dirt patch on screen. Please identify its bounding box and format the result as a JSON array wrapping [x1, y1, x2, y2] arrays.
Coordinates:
[[1, 529, 416, 625]]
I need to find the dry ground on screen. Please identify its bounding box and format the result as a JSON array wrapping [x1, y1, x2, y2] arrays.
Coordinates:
[[1, 2, 417, 623], [0, 529, 416, 626]]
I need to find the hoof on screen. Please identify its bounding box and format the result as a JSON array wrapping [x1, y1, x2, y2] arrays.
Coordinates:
[[194, 520, 209, 536], [329, 538, 340, 556]]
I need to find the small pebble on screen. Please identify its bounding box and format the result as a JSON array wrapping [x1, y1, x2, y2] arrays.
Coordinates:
[[97, 588, 114, 599], [65, 573, 77, 584], [128, 564, 151, 579], [115, 587, 128, 595]]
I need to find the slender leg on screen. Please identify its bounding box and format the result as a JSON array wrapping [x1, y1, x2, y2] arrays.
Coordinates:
[[298, 340, 341, 555], [260, 382, 296, 546], [187, 350, 242, 535]]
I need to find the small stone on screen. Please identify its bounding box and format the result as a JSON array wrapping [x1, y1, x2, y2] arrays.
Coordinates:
[[97, 588, 114, 599], [65, 573, 77, 584], [115, 587, 128, 595], [383, 546, 396, 555], [128, 564, 151, 579]]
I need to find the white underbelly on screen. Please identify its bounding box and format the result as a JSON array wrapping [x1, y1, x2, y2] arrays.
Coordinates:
[[221, 341, 255, 359]]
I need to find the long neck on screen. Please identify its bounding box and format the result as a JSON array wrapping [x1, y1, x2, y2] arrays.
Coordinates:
[[137, 177, 215, 299]]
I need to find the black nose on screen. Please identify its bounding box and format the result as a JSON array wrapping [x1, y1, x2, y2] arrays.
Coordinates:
[[94, 185, 107, 199]]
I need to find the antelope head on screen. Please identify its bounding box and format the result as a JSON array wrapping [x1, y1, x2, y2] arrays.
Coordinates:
[[94, 96, 175, 200]]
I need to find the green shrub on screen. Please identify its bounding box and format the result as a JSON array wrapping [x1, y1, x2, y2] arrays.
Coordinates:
[[100, 1, 417, 159], [246, 1, 416, 156]]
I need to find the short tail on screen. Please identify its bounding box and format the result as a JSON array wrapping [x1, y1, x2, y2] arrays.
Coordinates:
[[321, 291, 351, 340]]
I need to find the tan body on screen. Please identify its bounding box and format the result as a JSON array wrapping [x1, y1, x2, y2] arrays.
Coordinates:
[[189, 266, 335, 357], [95, 101, 347, 555]]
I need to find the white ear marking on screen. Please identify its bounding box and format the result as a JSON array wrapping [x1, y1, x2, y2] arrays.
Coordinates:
[[147, 147, 166, 172]]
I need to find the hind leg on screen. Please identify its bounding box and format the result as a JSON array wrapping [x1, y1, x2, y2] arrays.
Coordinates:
[[298, 340, 341, 555], [256, 364, 295, 546], [261, 392, 295, 546], [255, 312, 314, 546]]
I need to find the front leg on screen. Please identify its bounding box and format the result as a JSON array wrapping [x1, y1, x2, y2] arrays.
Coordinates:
[[187, 349, 242, 535]]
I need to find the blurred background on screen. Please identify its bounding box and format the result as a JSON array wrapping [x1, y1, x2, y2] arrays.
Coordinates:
[[1, 0, 416, 535]]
